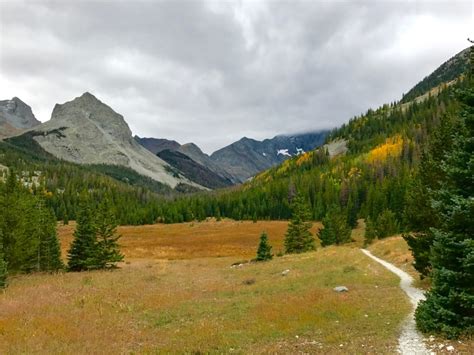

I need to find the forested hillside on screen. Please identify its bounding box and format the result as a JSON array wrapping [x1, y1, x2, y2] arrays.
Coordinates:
[[401, 47, 469, 103], [0, 139, 175, 225], [155, 72, 466, 229]]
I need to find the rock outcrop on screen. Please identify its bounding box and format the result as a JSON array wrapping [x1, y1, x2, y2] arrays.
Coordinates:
[[29, 92, 202, 189]]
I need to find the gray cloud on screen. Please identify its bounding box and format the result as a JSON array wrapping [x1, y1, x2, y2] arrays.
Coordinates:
[[0, 0, 472, 153]]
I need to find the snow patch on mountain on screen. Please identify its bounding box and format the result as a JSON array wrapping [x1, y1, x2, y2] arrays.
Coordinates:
[[277, 149, 291, 157]]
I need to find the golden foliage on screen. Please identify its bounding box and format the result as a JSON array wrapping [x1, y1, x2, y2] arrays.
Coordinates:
[[296, 151, 312, 166], [367, 135, 403, 163]]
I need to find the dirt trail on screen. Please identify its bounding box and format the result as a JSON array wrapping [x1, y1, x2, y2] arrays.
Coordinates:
[[361, 249, 428, 354]]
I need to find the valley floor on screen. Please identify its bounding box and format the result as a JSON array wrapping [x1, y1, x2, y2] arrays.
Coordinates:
[[0, 220, 471, 353]]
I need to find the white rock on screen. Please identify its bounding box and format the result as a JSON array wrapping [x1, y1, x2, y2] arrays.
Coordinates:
[[446, 345, 454, 352], [333, 286, 349, 292]]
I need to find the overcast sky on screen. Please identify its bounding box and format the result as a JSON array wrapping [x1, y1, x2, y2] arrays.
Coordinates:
[[0, 0, 472, 153]]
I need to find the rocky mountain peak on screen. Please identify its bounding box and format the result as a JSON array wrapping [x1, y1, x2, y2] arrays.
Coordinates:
[[0, 97, 40, 129], [27, 92, 201, 189], [50, 92, 132, 140]]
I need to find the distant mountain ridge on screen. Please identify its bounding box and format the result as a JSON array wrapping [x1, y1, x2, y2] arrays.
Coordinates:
[[135, 136, 237, 184], [209, 131, 329, 182], [137, 131, 329, 184]]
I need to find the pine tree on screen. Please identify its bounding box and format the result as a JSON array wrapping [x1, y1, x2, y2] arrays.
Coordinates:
[[403, 112, 459, 278], [364, 216, 377, 246], [284, 195, 315, 254], [36, 199, 63, 272], [415, 76, 474, 338], [375, 209, 399, 238], [256, 231, 273, 261], [0, 238, 7, 289], [319, 205, 352, 247], [95, 198, 124, 269], [68, 195, 100, 271]]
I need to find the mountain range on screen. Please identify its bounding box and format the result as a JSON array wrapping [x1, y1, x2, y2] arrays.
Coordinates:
[[0, 47, 469, 194], [0, 94, 328, 189], [135, 131, 328, 184]]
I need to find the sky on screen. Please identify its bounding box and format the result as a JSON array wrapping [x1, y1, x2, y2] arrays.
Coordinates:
[[0, 0, 472, 154]]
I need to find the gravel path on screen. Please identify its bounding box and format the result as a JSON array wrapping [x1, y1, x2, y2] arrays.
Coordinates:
[[361, 249, 428, 354]]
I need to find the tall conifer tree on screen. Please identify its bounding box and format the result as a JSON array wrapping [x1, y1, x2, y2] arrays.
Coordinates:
[[319, 205, 352, 246], [0, 238, 7, 289], [95, 198, 124, 268], [68, 194, 99, 271], [415, 73, 474, 337], [256, 231, 273, 261], [284, 195, 315, 253]]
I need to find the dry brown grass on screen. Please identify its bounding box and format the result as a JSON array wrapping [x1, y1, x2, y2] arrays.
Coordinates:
[[2, 220, 469, 353], [0, 244, 409, 354], [57, 219, 322, 260]]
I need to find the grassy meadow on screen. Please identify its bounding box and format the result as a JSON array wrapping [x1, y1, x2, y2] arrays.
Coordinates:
[[0, 219, 449, 354]]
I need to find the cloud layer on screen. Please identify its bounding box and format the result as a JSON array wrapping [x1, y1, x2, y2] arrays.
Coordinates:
[[0, 0, 471, 153]]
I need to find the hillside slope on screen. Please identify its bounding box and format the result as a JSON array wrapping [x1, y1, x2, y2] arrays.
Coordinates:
[[401, 47, 469, 103], [157, 149, 233, 189], [154, 47, 470, 224]]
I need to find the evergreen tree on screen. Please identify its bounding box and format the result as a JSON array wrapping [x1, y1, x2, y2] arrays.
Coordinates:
[[415, 80, 474, 338], [95, 198, 124, 268], [256, 231, 273, 261], [346, 193, 359, 228], [364, 216, 377, 245], [319, 205, 352, 247], [68, 195, 100, 271], [36, 199, 63, 271], [0, 239, 7, 289], [375, 209, 399, 238], [403, 232, 433, 278], [284, 195, 315, 253], [403, 112, 459, 278]]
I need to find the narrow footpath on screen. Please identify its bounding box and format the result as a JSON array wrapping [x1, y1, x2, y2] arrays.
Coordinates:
[[361, 249, 429, 355]]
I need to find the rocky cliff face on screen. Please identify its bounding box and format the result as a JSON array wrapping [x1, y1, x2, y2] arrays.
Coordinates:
[[0, 97, 41, 139], [29, 92, 202, 189]]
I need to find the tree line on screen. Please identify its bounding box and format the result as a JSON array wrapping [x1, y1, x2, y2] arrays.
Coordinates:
[[0, 172, 123, 288]]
